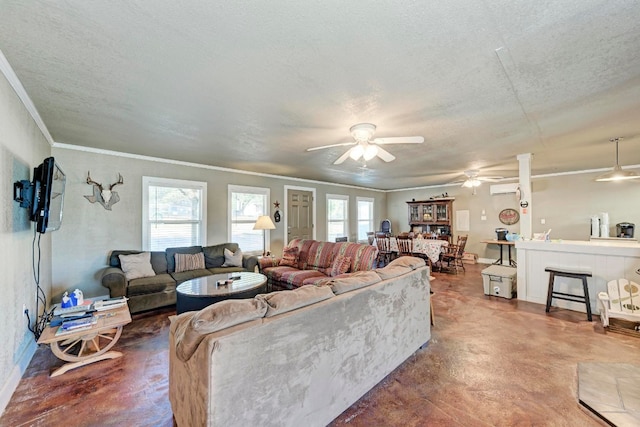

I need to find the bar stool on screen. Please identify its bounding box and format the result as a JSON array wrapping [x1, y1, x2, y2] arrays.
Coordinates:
[[545, 267, 592, 321]]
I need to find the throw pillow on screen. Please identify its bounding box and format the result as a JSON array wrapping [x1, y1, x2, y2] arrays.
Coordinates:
[[166, 245, 202, 273], [119, 252, 156, 281], [202, 243, 239, 268], [330, 255, 351, 277], [174, 252, 206, 273], [222, 248, 243, 267], [279, 246, 299, 268]]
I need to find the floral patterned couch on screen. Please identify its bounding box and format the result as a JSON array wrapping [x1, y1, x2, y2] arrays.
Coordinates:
[[258, 239, 379, 290]]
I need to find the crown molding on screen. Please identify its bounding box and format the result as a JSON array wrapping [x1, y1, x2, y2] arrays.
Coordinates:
[[0, 48, 54, 146], [52, 142, 387, 192]]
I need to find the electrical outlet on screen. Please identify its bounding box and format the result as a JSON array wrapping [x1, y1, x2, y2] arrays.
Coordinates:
[[541, 218, 546, 224]]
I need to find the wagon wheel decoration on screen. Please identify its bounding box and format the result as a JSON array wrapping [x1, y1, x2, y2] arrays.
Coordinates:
[[50, 327, 123, 362]]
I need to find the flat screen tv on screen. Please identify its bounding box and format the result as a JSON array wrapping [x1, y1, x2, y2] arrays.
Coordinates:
[[14, 157, 66, 233]]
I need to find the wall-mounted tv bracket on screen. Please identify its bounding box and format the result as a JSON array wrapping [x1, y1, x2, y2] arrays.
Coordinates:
[[14, 180, 35, 209]]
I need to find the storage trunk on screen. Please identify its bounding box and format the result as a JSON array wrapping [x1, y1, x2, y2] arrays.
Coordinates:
[[482, 265, 516, 299]]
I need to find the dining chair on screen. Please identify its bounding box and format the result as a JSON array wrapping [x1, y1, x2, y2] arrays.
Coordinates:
[[375, 232, 393, 267], [366, 232, 375, 246], [396, 235, 413, 257], [380, 219, 391, 234], [439, 235, 468, 274]]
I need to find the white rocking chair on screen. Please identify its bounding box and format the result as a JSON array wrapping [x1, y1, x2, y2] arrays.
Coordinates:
[[598, 278, 640, 327]]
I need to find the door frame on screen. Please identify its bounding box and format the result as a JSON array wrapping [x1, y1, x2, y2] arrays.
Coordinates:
[[284, 185, 316, 244]]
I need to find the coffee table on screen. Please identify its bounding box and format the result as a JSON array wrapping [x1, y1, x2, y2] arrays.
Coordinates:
[[37, 303, 132, 377], [176, 272, 268, 314]]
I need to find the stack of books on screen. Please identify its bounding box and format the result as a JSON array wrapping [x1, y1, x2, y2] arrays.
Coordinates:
[[55, 314, 97, 336]]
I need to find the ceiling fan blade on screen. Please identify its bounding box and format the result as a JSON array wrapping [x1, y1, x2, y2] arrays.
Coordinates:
[[376, 147, 396, 162], [372, 136, 424, 145], [333, 149, 353, 165], [479, 176, 504, 182], [306, 142, 355, 152]]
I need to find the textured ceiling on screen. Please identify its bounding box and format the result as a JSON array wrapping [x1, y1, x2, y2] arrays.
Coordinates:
[[1, 0, 639, 190]]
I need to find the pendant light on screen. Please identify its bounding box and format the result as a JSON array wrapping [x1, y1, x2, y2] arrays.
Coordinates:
[[595, 137, 640, 181]]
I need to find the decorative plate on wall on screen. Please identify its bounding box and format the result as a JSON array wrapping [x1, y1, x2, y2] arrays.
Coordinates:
[[499, 208, 520, 225]]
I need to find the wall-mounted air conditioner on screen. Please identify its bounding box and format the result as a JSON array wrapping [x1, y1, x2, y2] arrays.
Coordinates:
[[489, 183, 519, 195]]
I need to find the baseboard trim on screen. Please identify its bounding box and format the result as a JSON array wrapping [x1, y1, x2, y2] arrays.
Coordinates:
[[0, 338, 37, 417]]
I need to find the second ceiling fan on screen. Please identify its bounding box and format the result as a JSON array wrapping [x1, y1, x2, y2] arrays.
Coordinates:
[[306, 123, 424, 165], [453, 170, 504, 194]]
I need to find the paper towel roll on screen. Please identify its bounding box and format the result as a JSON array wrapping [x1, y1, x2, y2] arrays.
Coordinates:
[[591, 216, 600, 238], [600, 212, 609, 225], [601, 223, 610, 238]]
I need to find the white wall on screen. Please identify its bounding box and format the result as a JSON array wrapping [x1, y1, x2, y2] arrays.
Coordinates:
[[50, 147, 387, 299], [0, 67, 51, 414]]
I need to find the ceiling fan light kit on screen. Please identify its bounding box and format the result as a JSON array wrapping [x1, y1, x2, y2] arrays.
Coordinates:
[[350, 123, 377, 141], [595, 137, 640, 182], [363, 144, 378, 160], [349, 144, 364, 160], [454, 169, 504, 194], [462, 178, 482, 188], [307, 122, 424, 165]]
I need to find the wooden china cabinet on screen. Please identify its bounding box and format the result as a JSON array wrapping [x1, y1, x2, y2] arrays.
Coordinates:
[[406, 198, 454, 243]]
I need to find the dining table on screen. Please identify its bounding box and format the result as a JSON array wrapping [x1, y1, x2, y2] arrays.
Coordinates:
[[384, 237, 449, 265]]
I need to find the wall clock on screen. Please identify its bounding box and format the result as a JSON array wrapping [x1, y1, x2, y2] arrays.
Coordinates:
[[499, 208, 520, 225]]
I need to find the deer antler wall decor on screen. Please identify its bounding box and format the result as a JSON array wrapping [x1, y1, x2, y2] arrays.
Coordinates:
[[85, 172, 124, 210]]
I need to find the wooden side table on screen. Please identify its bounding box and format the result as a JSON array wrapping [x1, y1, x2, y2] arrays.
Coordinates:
[[37, 304, 132, 377], [481, 239, 517, 267]]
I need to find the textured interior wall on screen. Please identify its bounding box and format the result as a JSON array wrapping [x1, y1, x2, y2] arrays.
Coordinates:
[[387, 174, 640, 261], [50, 148, 386, 299], [0, 71, 51, 412]]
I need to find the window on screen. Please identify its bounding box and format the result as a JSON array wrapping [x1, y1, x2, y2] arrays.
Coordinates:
[[357, 197, 374, 242], [327, 194, 348, 242], [228, 185, 270, 254], [142, 177, 207, 251]]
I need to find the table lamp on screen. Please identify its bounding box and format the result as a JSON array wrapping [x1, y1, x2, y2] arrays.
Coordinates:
[[253, 215, 276, 256]]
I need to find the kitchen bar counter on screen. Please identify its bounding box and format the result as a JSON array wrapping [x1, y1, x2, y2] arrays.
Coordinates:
[[515, 239, 640, 314]]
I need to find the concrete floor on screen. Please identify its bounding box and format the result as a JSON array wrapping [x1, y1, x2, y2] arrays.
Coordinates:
[[2, 262, 639, 426], [578, 362, 640, 426]]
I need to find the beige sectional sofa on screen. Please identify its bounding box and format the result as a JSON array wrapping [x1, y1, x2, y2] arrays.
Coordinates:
[[101, 243, 258, 313], [169, 256, 431, 426]]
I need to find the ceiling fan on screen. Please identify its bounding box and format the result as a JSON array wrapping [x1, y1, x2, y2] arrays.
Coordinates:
[[454, 170, 503, 194], [306, 123, 424, 165], [459, 170, 503, 187]]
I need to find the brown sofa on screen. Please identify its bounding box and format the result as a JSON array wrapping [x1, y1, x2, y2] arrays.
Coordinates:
[[257, 238, 379, 291], [101, 243, 258, 313]]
